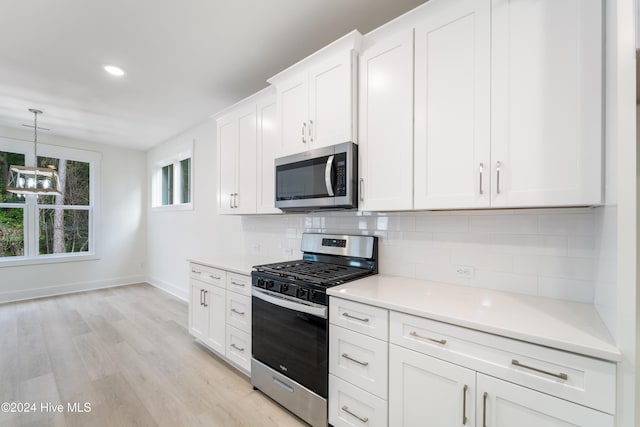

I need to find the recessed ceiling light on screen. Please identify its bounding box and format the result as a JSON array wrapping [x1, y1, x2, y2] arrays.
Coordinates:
[[104, 65, 125, 77]]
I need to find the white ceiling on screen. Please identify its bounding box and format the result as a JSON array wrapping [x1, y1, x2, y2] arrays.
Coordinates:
[[0, 0, 427, 150]]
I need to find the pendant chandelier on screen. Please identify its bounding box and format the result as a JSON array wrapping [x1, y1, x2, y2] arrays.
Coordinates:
[[5, 109, 62, 197]]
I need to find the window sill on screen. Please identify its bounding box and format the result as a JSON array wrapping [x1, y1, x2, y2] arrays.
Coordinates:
[[151, 203, 193, 212], [0, 253, 99, 268]]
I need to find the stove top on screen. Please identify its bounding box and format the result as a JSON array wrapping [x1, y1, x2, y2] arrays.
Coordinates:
[[254, 260, 371, 287]]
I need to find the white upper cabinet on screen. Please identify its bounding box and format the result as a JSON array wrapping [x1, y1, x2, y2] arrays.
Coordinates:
[[359, 30, 415, 211], [216, 89, 276, 215], [269, 31, 362, 157], [217, 114, 239, 215], [414, 0, 491, 210], [490, 0, 602, 207], [256, 92, 281, 214], [216, 98, 261, 215]]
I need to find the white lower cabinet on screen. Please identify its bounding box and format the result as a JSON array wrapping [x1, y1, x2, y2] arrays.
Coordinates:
[[389, 344, 475, 427], [329, 374, 388, 427], [329, 297, 616, 427], [478, 373, 613, 427], [188, 262, 253, 375]]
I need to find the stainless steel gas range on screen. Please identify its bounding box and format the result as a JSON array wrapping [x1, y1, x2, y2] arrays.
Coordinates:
[[251, 233, 378, 427]]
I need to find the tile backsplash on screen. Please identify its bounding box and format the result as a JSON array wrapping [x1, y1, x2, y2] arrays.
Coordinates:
[[241, 208, 597, 303]]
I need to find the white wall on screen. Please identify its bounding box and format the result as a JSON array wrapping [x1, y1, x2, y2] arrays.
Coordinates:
[[242, 208, 599, 302], [145, 119, 244, 300], [0, 126, 147, 302]]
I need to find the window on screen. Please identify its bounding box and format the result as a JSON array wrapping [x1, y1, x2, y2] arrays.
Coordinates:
[[0, 137, 100, 265], [152, 143, 192, 209]]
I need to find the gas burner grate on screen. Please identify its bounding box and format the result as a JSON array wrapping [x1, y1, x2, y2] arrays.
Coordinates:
[[254, 260, 371, 286]]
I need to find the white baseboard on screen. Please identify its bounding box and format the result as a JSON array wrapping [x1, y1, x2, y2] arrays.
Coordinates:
[[146, 276, 188, 302], [0, 275, 146, 304]]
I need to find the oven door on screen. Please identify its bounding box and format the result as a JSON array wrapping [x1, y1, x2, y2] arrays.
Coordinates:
[[252, 287, 328, 397]]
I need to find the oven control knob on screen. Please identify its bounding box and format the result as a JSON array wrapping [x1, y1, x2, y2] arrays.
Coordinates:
[[266, 280, 275, 289], [298, 288, 308, 299], [281, 284, 289, 293], [257, 278, 265, 288]]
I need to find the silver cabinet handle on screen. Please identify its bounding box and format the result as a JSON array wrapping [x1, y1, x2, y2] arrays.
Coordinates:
[[496, 161, 502, 195], [359, 178, 364, 202], [309, 119, 313, 143], [231, 281, 245, 287], [231, 343, 245, 352], [342, 312, 369, 323], [231, 308, 245, 315], [511, 359, 568, 380], [199, 288, 204, 306], [341, 406, 369, 423], [479, 163, 484, 195], [192, 269, 202, 275], [341, 353, 369, 366], [229, 193, 233, 208], [302, 122, 307, 143], [202, 290, 208, 307], [482, 392, 488, 427], [233, 193, 238, 208], [209, 274, 221, 280], [462, 384, 468, 425], [410, 331, 447, 345]]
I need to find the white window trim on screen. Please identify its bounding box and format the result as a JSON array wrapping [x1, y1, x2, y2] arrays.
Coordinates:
[[151, 140, 194, 211], [0, 138, 101, 266]]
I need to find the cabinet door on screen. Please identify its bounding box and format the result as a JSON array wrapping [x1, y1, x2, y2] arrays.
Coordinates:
[[217, 114, 237, 214], [477, 374, 613, 427], [414, 0, 491, 210], [256, 96, 281, 214], [358, 30, 414, 211], [490, 0, 602, 207], [277, 75, 309, 156], [189, 282, 208, 340], [389, 344, 475, 427], [203, 284, 226, 355], [309, 50, 357, 149], [235, 105, 257, 214]]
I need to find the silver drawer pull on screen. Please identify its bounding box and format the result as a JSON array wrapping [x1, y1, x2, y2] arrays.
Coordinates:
[[341, 353, 369, 366], [231, 308, 245, 315], [410, 331, 447, 345], [341, 406, 369, 423], [511, 359, 568, 380], [191, 269, 201, 274], [231, 281, 245, 287], [231, 343, 245, 352], [343, 312, 369, 323], [209, 274, 221, 280]]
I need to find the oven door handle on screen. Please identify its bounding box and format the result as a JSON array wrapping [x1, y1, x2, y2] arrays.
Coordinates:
[[325, 155, 335, 197], [252, 288, 327, 319]]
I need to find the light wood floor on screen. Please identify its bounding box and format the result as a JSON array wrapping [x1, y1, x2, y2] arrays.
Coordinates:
[[0, 283, 305, 427]]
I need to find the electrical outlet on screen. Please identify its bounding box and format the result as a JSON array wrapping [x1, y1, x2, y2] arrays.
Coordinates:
[[455, 265, 475, 279]]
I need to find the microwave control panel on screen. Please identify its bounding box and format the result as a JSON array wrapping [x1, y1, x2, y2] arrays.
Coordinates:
[[335, 153, 347, 196]]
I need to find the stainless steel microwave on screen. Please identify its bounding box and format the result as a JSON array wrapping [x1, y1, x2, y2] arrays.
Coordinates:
[[275, 142, 358, 211]]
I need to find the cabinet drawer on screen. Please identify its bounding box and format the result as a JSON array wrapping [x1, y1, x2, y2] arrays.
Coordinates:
[[226, 325, 251, 373], [330, 297, 389, 340], [330, 325, 388, 399], [329, 374, 388, 427], [226, 292, 251, 333], [190, 263, 226, 287], [389, 311, 616, 414], [226, 272, 251, 296]]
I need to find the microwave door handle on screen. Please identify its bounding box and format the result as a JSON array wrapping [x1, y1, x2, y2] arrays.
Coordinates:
[[325, 155, 335, 197]]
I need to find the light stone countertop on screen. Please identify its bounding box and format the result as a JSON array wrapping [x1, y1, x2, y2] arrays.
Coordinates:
[[188, 255, 278, 276], [327, 274, 621, 362]]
